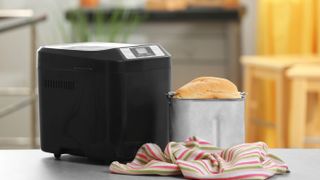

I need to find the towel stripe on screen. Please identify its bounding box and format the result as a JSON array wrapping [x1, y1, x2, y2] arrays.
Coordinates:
[[109, 136, 289, 179]]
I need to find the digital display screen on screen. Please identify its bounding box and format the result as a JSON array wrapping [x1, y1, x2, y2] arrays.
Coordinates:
[[135, 47, 148, 54], [131, 47, 155, 57]]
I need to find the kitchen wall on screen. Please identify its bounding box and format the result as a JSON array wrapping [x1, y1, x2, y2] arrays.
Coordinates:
[[0, 0, 257, 148], [240, 0, 257, 55]]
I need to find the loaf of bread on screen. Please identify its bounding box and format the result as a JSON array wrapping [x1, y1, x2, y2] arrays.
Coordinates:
[[174, 77, 241, 99]]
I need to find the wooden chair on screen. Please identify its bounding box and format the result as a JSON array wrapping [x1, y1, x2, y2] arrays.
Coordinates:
[[241, 56, 319, 147], [287, 64, 320, 148]]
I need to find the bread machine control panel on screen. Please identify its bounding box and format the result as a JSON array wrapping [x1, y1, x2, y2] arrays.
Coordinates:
[[120, 45, 165, 59]]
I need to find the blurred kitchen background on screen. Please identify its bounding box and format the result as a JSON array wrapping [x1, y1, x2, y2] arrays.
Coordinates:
[[1, 0, 319, 149]]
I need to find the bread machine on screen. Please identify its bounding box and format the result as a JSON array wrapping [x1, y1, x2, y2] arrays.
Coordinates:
[[38, 42, 171, 161]]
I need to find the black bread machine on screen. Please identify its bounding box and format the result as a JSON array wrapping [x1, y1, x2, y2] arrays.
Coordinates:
[[38, 42, 171, 161]]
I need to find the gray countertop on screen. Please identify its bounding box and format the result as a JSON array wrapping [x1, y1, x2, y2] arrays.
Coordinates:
[[1, 149, 319, 180]]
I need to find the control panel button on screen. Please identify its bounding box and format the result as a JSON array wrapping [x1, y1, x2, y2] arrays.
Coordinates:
[[150, 45, 165, 56], [120, 48, 135, 59]]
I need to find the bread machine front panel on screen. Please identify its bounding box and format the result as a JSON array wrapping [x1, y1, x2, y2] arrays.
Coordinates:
[[38, 42, 171, 162]]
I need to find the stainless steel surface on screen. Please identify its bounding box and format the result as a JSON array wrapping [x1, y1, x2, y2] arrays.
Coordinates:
[[0, 149, 319, 179], [0, 87, 31, 95], [0, 97, 33, 118], [30, 23, 37, 148], [0, 13, 46, 148], [0, 14, 46, 33], [169, 96, 245, 147], [0, 9, 34, 18]]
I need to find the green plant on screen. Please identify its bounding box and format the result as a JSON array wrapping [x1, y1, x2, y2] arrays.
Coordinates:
[[71, 8, 144, 42]]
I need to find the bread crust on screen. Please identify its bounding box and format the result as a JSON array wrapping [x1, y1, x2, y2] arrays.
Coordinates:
[[174, 77, 240, 99]]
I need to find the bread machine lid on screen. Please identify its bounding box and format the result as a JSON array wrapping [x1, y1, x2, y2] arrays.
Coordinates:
[[42, 42, 137, 51], [39, 42, 171, 62]]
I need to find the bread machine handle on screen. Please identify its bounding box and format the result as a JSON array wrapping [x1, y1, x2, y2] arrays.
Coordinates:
[[240, 92, 246, 98], [166, 91, 175, 105]]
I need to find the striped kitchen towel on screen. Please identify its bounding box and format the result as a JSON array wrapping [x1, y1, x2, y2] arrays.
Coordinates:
[[110, 136, 289, 179]]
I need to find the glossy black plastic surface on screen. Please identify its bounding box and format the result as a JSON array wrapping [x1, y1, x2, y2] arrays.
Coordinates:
[[38, 44, 171, 162]]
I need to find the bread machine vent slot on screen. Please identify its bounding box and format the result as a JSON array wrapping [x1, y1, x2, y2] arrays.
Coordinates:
[[44, 80, 75, 89]]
